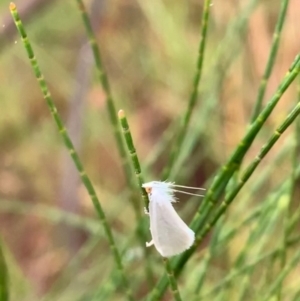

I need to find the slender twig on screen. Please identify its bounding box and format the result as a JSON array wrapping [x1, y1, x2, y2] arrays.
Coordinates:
[[163, 258, 183, 301], [118, 110, 156, 285], [0, 0, 58, 54], [75, 0, 133, 187], [118, 110, 148, 208], [162, 0, 211, 179], [250, 0, 290, 122], [118, 110, 182, 301], [9, 3, 134, 300]]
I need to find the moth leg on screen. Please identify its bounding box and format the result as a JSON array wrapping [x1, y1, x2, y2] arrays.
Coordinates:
[[146, 240, 154, 247], [144, 207, 149, 215]]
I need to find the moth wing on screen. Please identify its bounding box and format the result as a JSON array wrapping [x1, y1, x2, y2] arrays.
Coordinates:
[[149, 197, 195, 257]]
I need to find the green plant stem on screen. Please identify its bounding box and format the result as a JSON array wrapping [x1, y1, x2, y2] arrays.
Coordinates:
[[118, 110, 182, 299], [163, 258, 182, 301], [9, 3, 134, 300], [75, 0, 132, 187], [118, 110, 149, 209], [162, 0, 211, 179], [117, 110, 156, 285], [250, 0, 290, 122], [147, 54, 300, 301]]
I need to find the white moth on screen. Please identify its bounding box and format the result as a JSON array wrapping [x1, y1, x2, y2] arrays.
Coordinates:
[[142, 181, 205, 257]]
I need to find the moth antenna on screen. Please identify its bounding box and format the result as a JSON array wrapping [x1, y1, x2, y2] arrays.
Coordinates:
[[172, 189, 205, 197], [168, 184, 206, 191]]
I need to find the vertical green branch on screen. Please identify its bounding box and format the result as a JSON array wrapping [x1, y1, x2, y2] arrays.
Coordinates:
[[118, 110, 155, 285], [75, 0, 132, 186], [162, 0, 211, 179], [118, 110, 148, 208], [9, 3, 134, 301], [163, 258, 182, 301], [250, 0, 290, 122], [118, 110, 182, 301]]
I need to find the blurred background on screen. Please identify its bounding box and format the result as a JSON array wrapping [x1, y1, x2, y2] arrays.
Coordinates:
[[0, 0, 300, 300]]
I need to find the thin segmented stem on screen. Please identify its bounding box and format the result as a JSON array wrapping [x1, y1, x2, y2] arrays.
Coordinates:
[[75, 0, 133, 187], [118, 110, 182, 301], [117, 110, 155, 284], [250, 0, 290, 122], [162, 0, 212, 179], [118, 110, 149, 208], [163, 258, 183, 301], [146, 53, 300, 301], [9, 3, 134, 301]]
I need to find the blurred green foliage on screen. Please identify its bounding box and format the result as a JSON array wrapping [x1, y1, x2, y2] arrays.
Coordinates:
[[0, 0, 300, 300]]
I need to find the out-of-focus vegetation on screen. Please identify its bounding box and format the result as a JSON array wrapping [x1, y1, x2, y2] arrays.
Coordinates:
[[0, 0, 300, 300]]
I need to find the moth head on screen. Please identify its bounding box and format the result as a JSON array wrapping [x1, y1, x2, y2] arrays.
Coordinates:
[[142, 182, 154, 194], [142, 181, 172, 195], [145, 187, 152, 194]]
